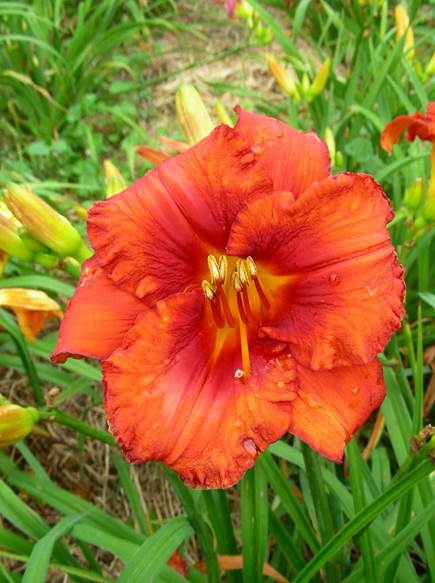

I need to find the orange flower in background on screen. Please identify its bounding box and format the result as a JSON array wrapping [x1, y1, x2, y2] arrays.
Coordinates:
[[380, 102, 435, 153], [52, 109, 404, 488], [0, 288, 62, 342]]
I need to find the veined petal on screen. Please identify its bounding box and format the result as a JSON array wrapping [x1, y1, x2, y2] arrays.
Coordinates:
[[381, 103, 435, 153], [89, 125, 272, 300], [51, 258, 145, 363], [290, 359, 385, 462], [227, 174, 405, 370], [234, 107, 330, 196], [88, 170, 210, 301], [103, 290, 295, 489], [157, 124, 273, 249]]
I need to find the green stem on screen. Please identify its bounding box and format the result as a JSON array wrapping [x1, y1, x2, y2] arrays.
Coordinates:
[[40, 409, 116, 447]]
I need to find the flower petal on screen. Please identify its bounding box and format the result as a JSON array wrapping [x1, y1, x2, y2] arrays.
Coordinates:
[[234, 107, 330, 196], [227, 174, 405, 369], [289, 359, 385, 462], [89, 125, 272, 299], [103, 290, 295, 489], [381, 103, 435, 153], [88, 169, 210, 301], [156, 124, 273, 249], [51, 258, 145, 363]]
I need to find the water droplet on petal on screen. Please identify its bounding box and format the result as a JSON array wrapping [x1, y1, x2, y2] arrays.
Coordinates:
[[242, 438, 258, 457], [234, 420, 242, 429], [251, 143, 264, 155], [352, 386, 360, 395], [366, 285, 378, 296], [152, 423, 159, 431], [329, 273, 340, 286]]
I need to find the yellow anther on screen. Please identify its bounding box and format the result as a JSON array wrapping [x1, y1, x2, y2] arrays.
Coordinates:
[[246, 256, 257, 279], [232, 271, 243, 293], [237, 260, 249, 286], [218, 255, 228, 283], [207, 255, 220, 285], [202, 280, 216, 301]]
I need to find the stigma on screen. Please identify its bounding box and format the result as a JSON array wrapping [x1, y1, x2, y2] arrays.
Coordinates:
[[201, 255, 271, 380]]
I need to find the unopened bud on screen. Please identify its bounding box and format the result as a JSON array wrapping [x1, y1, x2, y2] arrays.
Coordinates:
[[215, 99, 234, 127], [234, 0, 254, 20], [0, 395, 39, 448], [324, 128, 336, 162], [253, 23, 274, 45], [104, 160, 127, 198], [309, 58, 331, 100], [0, 214, 34, 262], [175, 84, 215, 145], [422, 198, 435, 223], [266, 54, 299, 99], [4, 184, 91, 262], [404, 178, 424, 210], [426, 53, 435, 78], [395, 5, 414, 61]]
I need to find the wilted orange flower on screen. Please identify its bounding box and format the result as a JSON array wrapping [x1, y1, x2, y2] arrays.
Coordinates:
[[0, 288, 62, 341], [52, 109, 404, 488], [381, 102, 435, 153]]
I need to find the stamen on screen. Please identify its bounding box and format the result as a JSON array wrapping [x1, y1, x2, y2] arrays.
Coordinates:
[[246, 256, 271, 310], [239, 318, 250, 380], [242, 287, 255, 322], [217, 283, 236, 327], [202, 280, 215, 301], [236, 291, 248, 324], [211, 297, 225, 328], [253, 278, 271, 310], [218, 256, 228, 283], [207, 255, 220, 285], [237, 260, 249, 286]]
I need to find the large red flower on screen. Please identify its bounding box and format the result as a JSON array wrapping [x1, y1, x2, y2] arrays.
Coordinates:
[[381, 102, 435, 153], [52, 109, 405, 488]]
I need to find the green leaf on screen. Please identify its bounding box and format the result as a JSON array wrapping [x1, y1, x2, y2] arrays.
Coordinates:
[[118, 518, 192, 583]]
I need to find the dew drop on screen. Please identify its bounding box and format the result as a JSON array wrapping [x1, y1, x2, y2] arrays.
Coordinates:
[[351, 386, 360, 395], [366, 285, 378, 296], [251, 143, 264, 155], [152, 423, 159, 431], [234, 420, 242, 428], [329, 273, 340, 286], [242, 438, 258, 457]]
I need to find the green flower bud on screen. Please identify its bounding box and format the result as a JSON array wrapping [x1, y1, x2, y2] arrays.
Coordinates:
[[0, 214, 34, 262], [175, 84, 215, 145], [0, 395, 39, 448], [4, 184, 91, 262], [404, 178, 424, 210]]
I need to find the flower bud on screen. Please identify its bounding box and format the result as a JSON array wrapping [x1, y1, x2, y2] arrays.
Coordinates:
[[175, 84, 216, 145], [404, 178, 424, 210], [0, 395, 39, 448], [395, 5, 414, 61], [103, 160, 127, 198], [4, 184, 91, 262], [423, 198, 435, 223], [214, 99, 234, 127], [234, 0, 254, 20], [324, 128, 336, 162], [266, 54, 299, 99], [0, 214, 34, 262], [309, 58, 331, 100], [426, 53, 435, 78]]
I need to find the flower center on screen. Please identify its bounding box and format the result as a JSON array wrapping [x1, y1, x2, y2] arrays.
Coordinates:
[[201, 255, 271, 381]]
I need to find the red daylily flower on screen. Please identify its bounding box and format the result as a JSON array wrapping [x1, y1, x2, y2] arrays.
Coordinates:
[[381, 102, 435, 153], [52, 109, 405, 489]]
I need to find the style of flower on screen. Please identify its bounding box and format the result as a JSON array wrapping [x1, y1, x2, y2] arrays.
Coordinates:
[[52, 109, 405, 489]]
